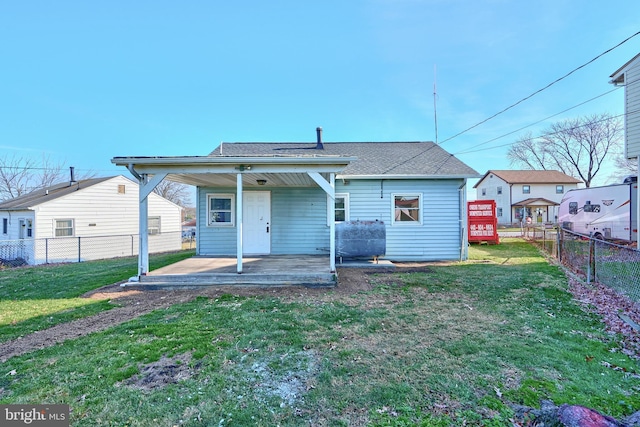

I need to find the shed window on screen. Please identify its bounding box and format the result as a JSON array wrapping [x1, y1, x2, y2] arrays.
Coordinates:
[[392, 194, 421, 225], [2, 218, 7, 234], [497, 207, 503, 217], [556, 185, 564, 194], [522, 185, 530, 194], [118, 184, 126, 194], [207, 194, 235, 226], [497, 186, 502, 195], [55, 219, 74, 237], [148, 217, 161, 235]]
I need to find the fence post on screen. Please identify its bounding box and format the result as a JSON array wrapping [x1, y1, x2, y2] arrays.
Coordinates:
[[557, 228, 562, 262], [78, 236, 81, 263], [45, 238, 49, 264], [131, 235, 134, 256], [587, 233, 594, 283]]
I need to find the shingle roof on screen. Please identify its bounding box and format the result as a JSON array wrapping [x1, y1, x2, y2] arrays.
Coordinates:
[[210, 142, 479, 177], [0, 176, 114, 210], [474, 170, 582, 187]]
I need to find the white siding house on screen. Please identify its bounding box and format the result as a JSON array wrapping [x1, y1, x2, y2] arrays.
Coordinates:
[[474, 170, 581, 225], [610, 53, 640, 160], [0, 175, 182, 265]]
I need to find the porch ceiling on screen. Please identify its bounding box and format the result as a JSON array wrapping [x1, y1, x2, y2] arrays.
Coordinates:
[[111, 155, 357, 188]]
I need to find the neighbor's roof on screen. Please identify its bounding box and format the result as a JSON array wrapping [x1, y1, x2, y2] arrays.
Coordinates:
[[474, 170, 582, 187], [610, 52, 640, 85], [211, 141, 480, 178], [0, 176, 114, 210]]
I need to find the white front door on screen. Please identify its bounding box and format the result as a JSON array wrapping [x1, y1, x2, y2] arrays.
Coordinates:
[[242, 191, 271, 254]]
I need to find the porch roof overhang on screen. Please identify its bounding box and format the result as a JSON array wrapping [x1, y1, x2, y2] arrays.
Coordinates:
[[512, 197, 559, 207], [111, 155, 357, 187]]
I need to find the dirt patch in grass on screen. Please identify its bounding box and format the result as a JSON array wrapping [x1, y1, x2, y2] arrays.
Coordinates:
[[119, 352, 197, 391]]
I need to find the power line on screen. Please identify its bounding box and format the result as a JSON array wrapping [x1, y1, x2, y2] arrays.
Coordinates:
[[453, 86, 622, 155], [455, 110, 633, 155], [438, 30, 640, 146]]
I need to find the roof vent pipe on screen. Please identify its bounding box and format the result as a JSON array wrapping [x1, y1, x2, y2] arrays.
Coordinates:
[[69, 166, 77, 186], [316, 127, 323, 149]]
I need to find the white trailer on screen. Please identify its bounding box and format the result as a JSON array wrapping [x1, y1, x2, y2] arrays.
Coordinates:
[[558, 180, 638, 241]]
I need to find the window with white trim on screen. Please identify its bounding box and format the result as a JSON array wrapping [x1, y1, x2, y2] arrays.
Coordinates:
[[148, 217, 161, 235], [522, 185, 530, 194], [497, 207, 503, 217], [333, 193, 349, 222], [556, 185, 564, 194], [207, 194, 235, 226], [392, 194, 422, 225], [55, 219, 74, 237], [2, 218, 7, 235], [497, 186, 502, 195]]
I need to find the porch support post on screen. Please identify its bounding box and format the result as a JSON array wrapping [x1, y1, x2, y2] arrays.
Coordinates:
[[136, 172, 167, 277], [236, 173, 243, 273], [308, 171, 336, 272], [637, 157, 639, 246], [329, 173, 336, 272]]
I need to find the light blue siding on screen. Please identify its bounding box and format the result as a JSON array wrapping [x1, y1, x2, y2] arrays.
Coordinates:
[[197, 186, 329, 256], [337, 179, 464, 261], [197, 178, 465, 260]]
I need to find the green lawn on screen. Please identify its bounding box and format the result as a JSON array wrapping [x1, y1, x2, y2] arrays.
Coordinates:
[[0, 250, 195, 342], [0, 243, 638, 426]]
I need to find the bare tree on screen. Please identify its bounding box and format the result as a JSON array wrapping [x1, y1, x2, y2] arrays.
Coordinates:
[[0, 154, 96, 202], [153, 180, 192, 207], [507, 113, 623, 187], [610, 152, 638, 183]]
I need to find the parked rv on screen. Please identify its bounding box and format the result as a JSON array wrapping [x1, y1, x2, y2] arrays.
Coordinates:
[[558, 179, 638, 241]]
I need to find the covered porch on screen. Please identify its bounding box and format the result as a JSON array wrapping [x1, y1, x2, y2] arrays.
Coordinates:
[[111, 151, 357, 285]]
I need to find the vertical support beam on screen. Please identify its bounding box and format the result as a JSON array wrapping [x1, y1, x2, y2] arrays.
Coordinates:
[[139, 174, 149, 276], [329, 173, 336, 272], [236, 173, 243, 273], [637, 157, 640, 247]]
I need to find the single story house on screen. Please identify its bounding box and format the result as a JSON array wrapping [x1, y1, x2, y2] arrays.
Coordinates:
[[0, 175, 182, 265], [474, 170, 582, 225], [112, 130, 480, 279]]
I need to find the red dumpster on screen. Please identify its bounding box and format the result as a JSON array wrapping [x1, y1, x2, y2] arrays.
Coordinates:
[[468, 200, 499, 244]]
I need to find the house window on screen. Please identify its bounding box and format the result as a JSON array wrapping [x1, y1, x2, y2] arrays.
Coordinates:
[[497, 207, 503, 217], [2, 218, 7, 234], [118, 184, 126, 194], [481, 188, 486, 196], [148, 217, 161, 235], [332, 193, 349, 222], [55, 219, 74, 237], [207, 194, 235, 226], [392, 194, 421, 225], [522, 185, 530, 194], [556, 185, 564, 194], [497, 186, 502, 195]]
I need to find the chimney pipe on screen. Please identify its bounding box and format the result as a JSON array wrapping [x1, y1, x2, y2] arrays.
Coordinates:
[[69, 166, 76, 186], [316, 127, 323, 149]]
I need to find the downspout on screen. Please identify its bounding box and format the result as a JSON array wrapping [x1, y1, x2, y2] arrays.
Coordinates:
[[459, 180, 468, 261]]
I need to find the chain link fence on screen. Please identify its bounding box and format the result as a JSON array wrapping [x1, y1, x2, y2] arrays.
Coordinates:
[[526, 226, 640, 302], [0, 231, 187, 268]]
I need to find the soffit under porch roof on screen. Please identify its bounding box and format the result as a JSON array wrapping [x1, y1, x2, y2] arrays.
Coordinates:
[[110, 155, 357, 188]]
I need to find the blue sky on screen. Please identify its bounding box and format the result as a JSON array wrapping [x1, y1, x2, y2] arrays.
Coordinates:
[[1, 0, 639, 194]]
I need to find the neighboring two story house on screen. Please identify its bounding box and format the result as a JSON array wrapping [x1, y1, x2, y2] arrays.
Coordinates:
[[474, 170, 582, 225]]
